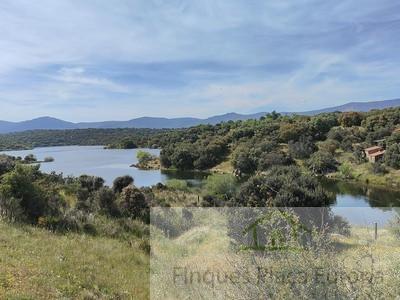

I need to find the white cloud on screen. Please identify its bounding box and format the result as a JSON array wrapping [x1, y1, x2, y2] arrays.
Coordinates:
[[0, 0, 399, 121]]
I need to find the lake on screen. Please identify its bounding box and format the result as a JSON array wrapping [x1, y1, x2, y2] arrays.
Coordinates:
[[2, 146, 400, 225]]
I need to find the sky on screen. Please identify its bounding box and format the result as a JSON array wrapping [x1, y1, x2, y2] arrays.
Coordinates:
[[1, 0, 400, 122]]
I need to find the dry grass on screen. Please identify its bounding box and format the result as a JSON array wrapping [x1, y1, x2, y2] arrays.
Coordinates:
[[150, 209, 400, 299]]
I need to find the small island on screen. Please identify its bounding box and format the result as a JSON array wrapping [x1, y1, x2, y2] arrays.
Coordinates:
[[22, 154, 55, 164], [130, 150, 160, 170]]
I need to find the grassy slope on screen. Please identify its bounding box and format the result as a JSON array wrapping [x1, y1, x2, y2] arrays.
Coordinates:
[[0, 221, 149, 299], [151, 212, 400, 298], [329, 151, 400, 189]]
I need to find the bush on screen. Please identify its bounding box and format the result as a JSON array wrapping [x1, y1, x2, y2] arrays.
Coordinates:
[[234, 166, 334, 207], [136, 150, 154, 165], [78, 175, 104, 192], [338, 162, 353, 179], [24, 154, 37, 163], [0, 164, 53, 222], [385, 143, 400, 169], [95, 186, 119, 216], [113, 175, 134, 193], [203, 174, 237, 201], [370, 162, 388, 175], [257, 151, 294, 171], [119, 185, 149, 222], [0, 196, 23, 222], [165, 179, 188, 191], [317, 139, 339, 155], [232, 148, 257, 175], [306, 151, 337, 175], [352, 144, 366, 164], [0, 155, 15, 176], [288, 136, 317, 159], [338, 112, 363, 127]]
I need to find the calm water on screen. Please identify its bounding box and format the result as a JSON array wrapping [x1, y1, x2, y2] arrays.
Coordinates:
[[2, 146, 400, 225], [2, 146, 169, 187]]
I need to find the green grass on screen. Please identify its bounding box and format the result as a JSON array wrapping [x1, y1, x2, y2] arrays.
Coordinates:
[[0, 221, 149, 299], [327, 151, 400, 189]]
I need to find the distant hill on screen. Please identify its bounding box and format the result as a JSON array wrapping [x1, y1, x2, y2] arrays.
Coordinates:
[[299, 98, 400, 115], [1, 98, 400, 133], [0, 113, 266, 133]]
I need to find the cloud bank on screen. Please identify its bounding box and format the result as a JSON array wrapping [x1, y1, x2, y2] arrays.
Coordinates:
[[0, 0, 399, 121]]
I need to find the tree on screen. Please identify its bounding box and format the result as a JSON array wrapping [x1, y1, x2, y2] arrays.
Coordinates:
[[352, 144, 366, 164], [317, 139, 339, 155], [24, 154, 37, 163], [113, 175, 134, 193], [288, 136, 317, 159], [234, 166, 334, 207], [339, 112, 363, 127], [257, 151, 294, 171], [232, 149, 257, 175], [386, 132, 400, 146], [120, 139, 137, 149], [0, 164, 49, 222], [0, 155, 15, 176], [385, 143, 400, 169], [171, 147, 195, 170], [306, 151, 337, 175], [137, 150, 154, 165]]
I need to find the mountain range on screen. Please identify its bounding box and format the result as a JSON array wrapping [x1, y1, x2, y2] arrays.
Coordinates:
[[1, 98, 399, 134]]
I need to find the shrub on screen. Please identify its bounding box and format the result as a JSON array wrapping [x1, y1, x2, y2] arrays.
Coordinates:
[[338, 111, 363, 127], [306, 151, 337, 175], [234, 166, 334, 207], [136, 150, 154, 165], [0, 196, 23, 222], [288, 136, 317, 159], [119, 185, 149, 222], [385, 143, 400, 169], [257, 151, 294, 171], [0, 155, 16, 176], [0, 164, 50, 222], [78, 175, 104, 192], [120, 139, 137, 149], [352, 144, 366, 164], [317, 139, 339, 155], [113, 175, 134, 193], [338, 162, 353, 179], [95, 186, 119, 216], [24, 154, 37, 163], [232, 148, 257, 175], [370, 162, 388, 175], [203, 174, 237, 201], [165, 179, 188, 191]]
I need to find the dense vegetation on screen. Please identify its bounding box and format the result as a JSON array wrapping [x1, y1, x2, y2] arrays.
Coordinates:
[[2, 108, 400, 175], [0, 128, 169, 150]]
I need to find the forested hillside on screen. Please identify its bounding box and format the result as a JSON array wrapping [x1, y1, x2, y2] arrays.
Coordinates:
[[3, 107, 400, 188]]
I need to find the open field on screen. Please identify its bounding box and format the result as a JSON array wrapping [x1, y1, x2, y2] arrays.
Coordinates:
[[0, 221, 149, 299]]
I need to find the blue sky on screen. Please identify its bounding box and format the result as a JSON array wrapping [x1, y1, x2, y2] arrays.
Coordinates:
[[1, 0, 400, 121]]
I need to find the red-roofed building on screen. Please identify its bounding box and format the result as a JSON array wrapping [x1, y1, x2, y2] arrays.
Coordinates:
[[364, 146, 385, 163]]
